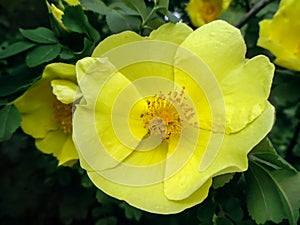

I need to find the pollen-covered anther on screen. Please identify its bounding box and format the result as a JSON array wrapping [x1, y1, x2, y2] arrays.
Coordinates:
[[53, 100, 73, 134], [140, 87, 196, 141]]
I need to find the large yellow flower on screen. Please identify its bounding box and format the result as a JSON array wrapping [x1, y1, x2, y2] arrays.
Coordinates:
[[186, 0, 232, 27], [15, 63, 78, 166], [257, 0, 300, 71], [73, 20, 275, 214]]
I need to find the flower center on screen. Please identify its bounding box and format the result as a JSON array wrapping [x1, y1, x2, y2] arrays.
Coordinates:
[[53, 100, 72, 134], [140, 87, 196, 141], [200, 1, 222, 23]]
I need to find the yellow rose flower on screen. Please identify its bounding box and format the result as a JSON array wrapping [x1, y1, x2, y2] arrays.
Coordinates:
[[15, 63, 79, 166], [257, 0, 300, 71], [73, 20, 275, 214], [186, 0, 232, 27]]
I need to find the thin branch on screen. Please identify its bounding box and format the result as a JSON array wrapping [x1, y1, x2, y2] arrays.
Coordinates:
[[235, 0, 275, 28]]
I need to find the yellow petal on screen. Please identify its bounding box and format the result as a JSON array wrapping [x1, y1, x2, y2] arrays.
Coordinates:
[[36, 130, 67, 155], [92, 24, 191, 82], [92, 31, 143, 57], [164, 128, 211, 200], [164, 102, 274, 200], [49, 3, 67, 29], [222, 55, 274, 133], [204, 102, 275, 175], [180, 20, 246, 82], [36, 130, 78, 165], [149, 23, 193, 44], [43, 63, 76, 82], [58, 135, 79, 165], [14, 80, 58, 138], [185, 0, 231, 27], [51, 79, 77, 104], [87, 170, 212, 214], [257, 0, 300, 71], [64, 0, 80, 6], [274, 57, 300, 71], [74, 57, 143, 172]]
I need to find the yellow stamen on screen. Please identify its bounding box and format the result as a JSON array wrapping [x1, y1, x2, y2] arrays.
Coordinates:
[[140, 87, 196, 141], [53, 100, 72, 134]]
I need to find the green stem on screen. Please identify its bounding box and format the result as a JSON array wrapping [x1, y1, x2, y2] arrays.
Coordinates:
[[235, 0, 276, 28], [141, 6, 157, 28]]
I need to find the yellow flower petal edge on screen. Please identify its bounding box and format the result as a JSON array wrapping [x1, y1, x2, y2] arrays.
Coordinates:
[[73, 21, 275, 214], [179, 20, 274, 133], [186, 0, 232, 27], [15, 63, 78, 166], [257, 0, 300, 71]]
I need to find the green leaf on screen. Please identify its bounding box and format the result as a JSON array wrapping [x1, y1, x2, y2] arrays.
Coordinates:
[[212, 173, 235, 189], [95, 217, 118, 225], [63, 6, 88, 34], [0, 41, 36, 59], [246, 138, 300, 224], [249, 138, 297, 171], [213, 216, 234, 225], [246, 161, 300, 225], [80, 0, 111, 15], [223, 197, 244, 222], [197, 198, 215, 223], [156, 0, 169, 9], [0, 104, 21, 142], [122, 0, 147, 21], [165, 10, 180, 22], [119, 202, 143, 221], [272, 170, 300, 225], [62, 5, 100, 42], [26, 44, 61, 67], [106, 10, 140, 33], [0, 64, 41, 97], [19, 27, 58, 44], [245, 162, 285, 224]]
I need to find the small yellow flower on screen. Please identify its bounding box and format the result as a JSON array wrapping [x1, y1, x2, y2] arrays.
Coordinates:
[[73, 21, 275, 214], [186, 0, 232, 27], [257, 0, 300, 71], [47, 0, 81, 31], [15, 63, 78, 166]]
